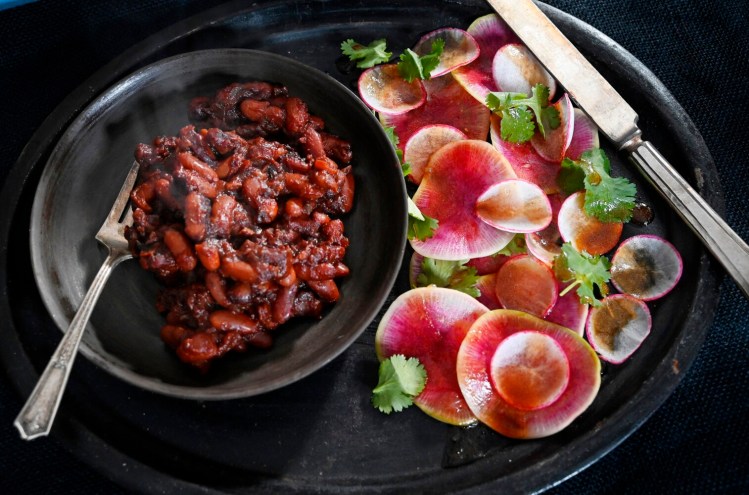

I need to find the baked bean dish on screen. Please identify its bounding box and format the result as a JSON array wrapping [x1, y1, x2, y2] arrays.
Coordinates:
[[126, 82, 354, 371]]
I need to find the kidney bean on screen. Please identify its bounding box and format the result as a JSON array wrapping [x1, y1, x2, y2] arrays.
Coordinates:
[[273, 283, 298, 323], [284, 97, 309, 136], [209, 310, 259, 334], [183, 191, 210, 241], [221, 256, 259, 283], [205, 272, 231, 308], [163, 228, 197, 272], [195, 240, 221, 271], [307, 279, 339, 302]]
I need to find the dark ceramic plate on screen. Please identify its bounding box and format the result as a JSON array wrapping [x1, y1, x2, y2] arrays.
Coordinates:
[[29, 48, 407, 399], [0, 1, 721, 493]]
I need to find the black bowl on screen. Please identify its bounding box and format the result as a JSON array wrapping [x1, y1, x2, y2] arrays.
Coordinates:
[[29, 49, 407, 399]]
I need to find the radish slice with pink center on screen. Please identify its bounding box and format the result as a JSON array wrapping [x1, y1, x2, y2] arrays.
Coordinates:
[[492, 43, 557, 97], [413, 28, 480, 78], [545, 282, 589, 336], [467, 253, 510, 275], [531, 93, 574, 162], [557, 191, 623, 255], [476, 179, 553, 233], [403, 124, 466, 184], [490, 115, 561, 194], [490, 331, 570, 411], [452, 14, 521, 103], [586, 294, 652, 364], [358, 64, 426, 115], [380, 73, 490, 152], [376, 287, 488, 425], [525, 193, 564, 265], [457, 310, 601, 439], [476, 273, 502, 309], [495, 254, 558, 318], [411, 140, 517, 260], [611, 235, 683, 301], [565, 109, 599, 160]]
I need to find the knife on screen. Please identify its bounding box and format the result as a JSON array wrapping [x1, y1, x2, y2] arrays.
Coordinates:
[[486, 0, 749, 298]]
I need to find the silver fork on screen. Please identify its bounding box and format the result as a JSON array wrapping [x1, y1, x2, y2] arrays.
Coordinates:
[[15, 161, 140, 440]]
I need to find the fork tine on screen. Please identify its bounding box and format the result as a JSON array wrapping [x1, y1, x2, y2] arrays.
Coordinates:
[[104, 161, 140, 226]]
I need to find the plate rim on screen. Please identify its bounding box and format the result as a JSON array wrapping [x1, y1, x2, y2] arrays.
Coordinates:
[[0, 1, 723, 493]]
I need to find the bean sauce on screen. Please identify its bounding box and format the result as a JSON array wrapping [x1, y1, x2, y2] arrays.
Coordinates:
[[126, 82, 354, 371]]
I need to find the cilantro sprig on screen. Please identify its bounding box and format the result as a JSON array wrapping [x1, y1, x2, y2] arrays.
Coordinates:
[[416, 258, 480, 297], [383, 126, 413, 177], [407, 197, 438, 241], [558, 148, 637, 223], [372, 354, 427, 414], [340, 38, 392, 68], [397, 38, 445, 82], [485, 84, 561, 143], [554, 242, 611, 306]]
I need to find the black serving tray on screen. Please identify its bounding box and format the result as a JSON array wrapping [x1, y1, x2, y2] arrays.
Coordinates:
[[0, 1, 722, 493]]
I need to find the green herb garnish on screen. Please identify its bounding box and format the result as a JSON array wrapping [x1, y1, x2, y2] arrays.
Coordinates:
[[397, 38, 445, 82], [416, 258, 480, 297], [372, 354, 427, 414], [485, 84, 560, 143], [559, 148, 637, 222], [554, 242, 611, 306], [340, 38, 392, 68]]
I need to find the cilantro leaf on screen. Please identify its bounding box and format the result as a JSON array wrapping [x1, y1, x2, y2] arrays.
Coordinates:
[[372, 354, 427, 414], [401, 161, 413, 177], [340, 38, 392, 68], [495, 233, 527, 256], [554, 242, 611, 306], [397, 38, 445, 82], [407, 197, 438, 241], [560, 148, 637, 222], [485, 84, 560, 143], [415, 257, 480, 297]]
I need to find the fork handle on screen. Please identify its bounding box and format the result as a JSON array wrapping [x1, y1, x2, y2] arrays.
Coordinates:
[[14, 250, 128, 440], [629, 140, 749, 298]]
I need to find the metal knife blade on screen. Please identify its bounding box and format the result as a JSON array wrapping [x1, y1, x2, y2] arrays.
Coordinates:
[[486, 0, 749, 298]]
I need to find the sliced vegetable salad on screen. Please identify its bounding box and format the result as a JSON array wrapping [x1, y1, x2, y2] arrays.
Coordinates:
[[341, 13, 683, 439]]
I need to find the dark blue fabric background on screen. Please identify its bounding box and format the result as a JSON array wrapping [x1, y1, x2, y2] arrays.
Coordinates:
[[1, 0, 747, 493]]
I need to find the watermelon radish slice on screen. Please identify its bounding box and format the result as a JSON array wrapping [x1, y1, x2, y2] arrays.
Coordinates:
[[476, 272, 502, 309], [375, 287, 488, 425], [403, 124, 466, 184], [490, 330, 570, 411], [525, 193, 565, 266], [557, 191, 623, 256], [611, 235, 683, 301], [358, 64, 426, 115], [492, 43, 557, 97], [466, 253, 510, 275], [413, 28, 480, 78], [380, 73, 490, 152], [530, 93, 574, 162], [411, 140, 517, 260], [565, 109, 599, 160], [476, 179, 553, 233], [452, 14, 520, 104], [457, 310, 601, 439], [586, 294, 652, 364], [408, 252, 426, 289], [495, 254, 558, 318], [490, 115, 561, 194], [545, 282, 589, 336]]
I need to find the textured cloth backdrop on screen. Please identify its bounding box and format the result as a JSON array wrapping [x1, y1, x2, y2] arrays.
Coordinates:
[[0, 0, 747, 493]]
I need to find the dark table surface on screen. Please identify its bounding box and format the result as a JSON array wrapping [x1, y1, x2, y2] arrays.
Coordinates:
[[1, 0, 747, 493]]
